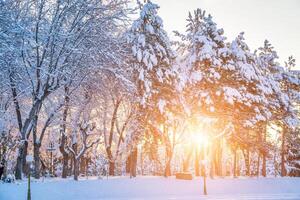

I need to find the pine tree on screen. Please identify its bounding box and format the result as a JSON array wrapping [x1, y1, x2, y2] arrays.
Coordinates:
[[257, 42, 299, 176], [126, 0, 176, 177], [178, 10, 288, 177], [127, 0, 176, 117], [282, 56, 300, 176]]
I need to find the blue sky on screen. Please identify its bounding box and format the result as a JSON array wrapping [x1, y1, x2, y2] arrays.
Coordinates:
[[154, 0, 300, 67]]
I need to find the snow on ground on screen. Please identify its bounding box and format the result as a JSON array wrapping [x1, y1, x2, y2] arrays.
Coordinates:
[[1, 176, 300, 200]]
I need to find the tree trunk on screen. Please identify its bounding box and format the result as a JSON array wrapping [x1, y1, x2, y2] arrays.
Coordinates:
[[262, 127, 267, 177], [15, 145, 24, 180], [183, 147, 193, 172], [73, 158, 79, 181], [106, 146, 115, 176], [233, 148, 237, 178], [33, 143, 41, 179], [60, 138, 69, 178], [61, 153, 69, 178], [214, 139, 222, 176], [130, 147, 138, 178], [22, 141, 29, 175], [203, 145, 207, 195], [86, 158, 89, 177], [140, 149, 144, 176], [195, 147, 200, 176], [164, 160, 171, 177], [281, 126, 287, 176], [80, 157, 86, 175], [109, 161, 115, 176], [164, 146, 172, 177], [15, 140, 29, 180], [262, 155, 266, 177], [200, 146, 205, 176], [126, 155, 131, 174], [210, 144, 216, 179], [69, 157, 73, 177], [244, 131, 250, 176], [72, 143, 79, 181], [257, 127, 262, 177], [11, 75, 24, 180], [243, 149, 250, 176], [237, 152, 240, 176], [0, 146, 7, 179], [32, 116, 41, 179], [257, 153, 260, 177], [60, 85, 70, 178]]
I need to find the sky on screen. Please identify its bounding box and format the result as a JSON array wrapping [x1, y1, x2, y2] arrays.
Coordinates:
[[153, 0, 300, 67]]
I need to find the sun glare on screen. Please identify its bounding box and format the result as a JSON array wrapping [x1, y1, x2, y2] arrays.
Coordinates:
[[192, 133, 209, 146]]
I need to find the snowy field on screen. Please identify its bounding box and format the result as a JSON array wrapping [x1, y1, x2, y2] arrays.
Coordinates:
[[1, 176, 300, 200]]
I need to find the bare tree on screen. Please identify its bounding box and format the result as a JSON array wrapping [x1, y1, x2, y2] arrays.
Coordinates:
[[68, 122, 99, 181]]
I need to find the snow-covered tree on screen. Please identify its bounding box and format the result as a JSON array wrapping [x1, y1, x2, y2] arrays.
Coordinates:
[[0, 0, 132, 179], [176, 9, 297, 177], [127, 0, 176, 119], [256, 41, 299, 176], [126, 0, 176, 176], [179, 9, 279, 127]]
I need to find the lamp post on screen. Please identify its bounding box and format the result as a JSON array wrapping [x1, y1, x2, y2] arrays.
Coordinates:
[[47, 142, 55, 176], [193, 131, 209, 196], [202, 159, 207, 195], [26, 155, 33, 200], [199, 134, 208, 195]]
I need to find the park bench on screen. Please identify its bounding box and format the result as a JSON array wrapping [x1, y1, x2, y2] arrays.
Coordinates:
[[175, 172, 193, 180]]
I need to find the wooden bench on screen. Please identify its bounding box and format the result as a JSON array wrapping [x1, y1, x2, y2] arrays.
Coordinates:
[[175, 172, 193, 180]]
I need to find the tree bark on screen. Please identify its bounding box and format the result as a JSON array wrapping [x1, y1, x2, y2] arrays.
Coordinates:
[[195, 147, 200, 176], [214, 141, 221, 177], [262, 126, 267, 177], [73, 158, 79, 181], [281, 126, 287, 176], [15, 101, 44, 179], [15, 145, 24, 180], [15, 140, 29, 179], [126, 155, 131, 174], [60, 85, 70, 178], [22, 141, 29, 175], [257, 128, 262, 177], [164, 160, 171, 177], [33, 143, 41, 179], [257, 153, 260, 177], [164, 146, 172, 177], [109, 161, 115, 176], [210, 144, 216, 179], [72, 143, 79, 181], [10, 74, 24, 180], [85, 157, 89, 177], [32, 115, 41, 179], [61, 154, 69, 178], [140, 149, 144, 176], [69, 157, 73, 177], [243, 149, 250, 176], [106, 146, 115, 176], [183, 147, 193, 172], [105, 98, 122, 176], [233, 148, 237, 178], [15, 100, 44, 179], [130, 147, 138, 178], [262, 155, 266, 177]]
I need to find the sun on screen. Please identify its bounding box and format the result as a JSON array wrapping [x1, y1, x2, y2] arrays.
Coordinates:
[[185, 119, 211, 148], [192, 133, 209, 147]]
